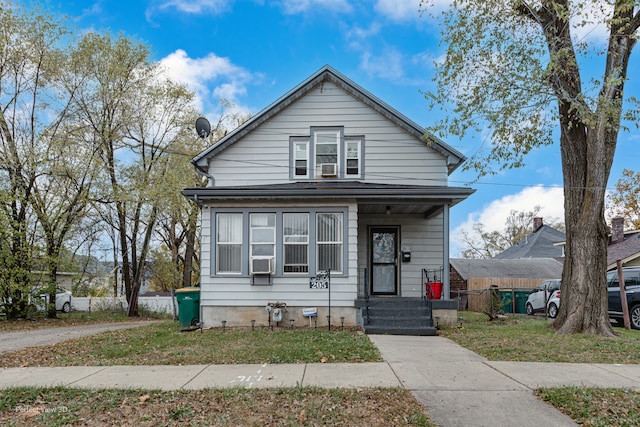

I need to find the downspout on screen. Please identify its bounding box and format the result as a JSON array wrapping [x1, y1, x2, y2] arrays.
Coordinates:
[[192, 159, 215, 187], [443, 203, 450, 300]]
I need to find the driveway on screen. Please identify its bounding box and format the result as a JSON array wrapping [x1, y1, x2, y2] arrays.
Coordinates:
[[0, 321, 159, 355]]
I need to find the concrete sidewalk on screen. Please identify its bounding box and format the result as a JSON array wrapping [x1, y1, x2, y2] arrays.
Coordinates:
[[2, 335, 640, 426]]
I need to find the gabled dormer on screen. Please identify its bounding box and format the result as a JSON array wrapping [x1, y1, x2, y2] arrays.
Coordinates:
[[290, 126, 363, 180]]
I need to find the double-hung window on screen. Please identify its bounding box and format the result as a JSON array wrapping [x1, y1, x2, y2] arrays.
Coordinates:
[[346, 139, 361, 176], [315, 131, 339, 176], [216, 213, 242, 274], [250, 214, 276, 271], [294, 141, 308, 177], [283, 213, 309, 273], [316, 212, 343, 273]]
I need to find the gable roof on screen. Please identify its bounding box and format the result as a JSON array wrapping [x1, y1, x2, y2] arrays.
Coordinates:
[[607, 230, 640, 269], [493, 225, 566, 260], [192, 65, 465, 174], [450, 258, 563, 280]]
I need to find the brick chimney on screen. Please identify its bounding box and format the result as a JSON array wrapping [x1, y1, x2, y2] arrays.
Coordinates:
[[611, 216, 625, 244], [533, 217, 543, 231]]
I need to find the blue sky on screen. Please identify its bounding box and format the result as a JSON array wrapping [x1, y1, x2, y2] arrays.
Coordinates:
[[32, 0, 640, 255]]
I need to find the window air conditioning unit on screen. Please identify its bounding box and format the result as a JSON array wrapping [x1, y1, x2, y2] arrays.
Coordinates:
[[320, 163, 337, 177], [251, 258, 272, 275]]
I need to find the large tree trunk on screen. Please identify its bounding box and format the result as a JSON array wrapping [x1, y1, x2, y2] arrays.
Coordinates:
[[531, 2, 638, 336]]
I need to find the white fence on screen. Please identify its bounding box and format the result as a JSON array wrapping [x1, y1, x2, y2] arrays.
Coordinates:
[[71, 296, 176, 315]]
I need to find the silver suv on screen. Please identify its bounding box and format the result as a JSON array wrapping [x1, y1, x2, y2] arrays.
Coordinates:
[[607, 267, 640, 329]]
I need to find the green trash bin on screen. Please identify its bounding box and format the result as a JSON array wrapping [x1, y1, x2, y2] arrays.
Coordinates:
[[513, 290, 531, 314], [175, 287, 200, 327], [499, 290, 514, 313]]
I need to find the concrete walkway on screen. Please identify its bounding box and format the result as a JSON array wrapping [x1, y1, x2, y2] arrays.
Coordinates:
[[2, 332, 640, 426]]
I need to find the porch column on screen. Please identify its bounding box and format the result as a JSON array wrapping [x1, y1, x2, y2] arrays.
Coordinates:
[[443, 203, 450, 300]]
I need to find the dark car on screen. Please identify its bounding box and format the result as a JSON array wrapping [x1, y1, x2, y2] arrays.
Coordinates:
[[607, 267, 640, 329]]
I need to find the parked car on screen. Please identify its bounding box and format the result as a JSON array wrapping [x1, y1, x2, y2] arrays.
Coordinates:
[[526, 279, 561, 316], [547, 289, 560, 318], [607, 267, 640, 329], [32, 287, 72, 313]]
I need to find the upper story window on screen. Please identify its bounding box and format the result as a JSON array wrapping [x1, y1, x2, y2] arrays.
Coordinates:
[[315, 131, 339, 177], [294, 141, 308, 177], [289, 127, 364, 180], [346, 139, 361, 177]]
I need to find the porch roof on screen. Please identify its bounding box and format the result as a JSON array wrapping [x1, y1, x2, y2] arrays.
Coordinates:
[[182, 181, 475, 215]]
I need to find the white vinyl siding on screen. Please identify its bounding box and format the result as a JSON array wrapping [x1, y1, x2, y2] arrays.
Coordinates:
[[207, 81, 448, 186], [201, 203, 357, 309]]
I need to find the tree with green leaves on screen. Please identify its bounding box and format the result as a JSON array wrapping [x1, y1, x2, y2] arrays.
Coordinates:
[[423, 1, 639, 335], [70, 32, 196, 316], [606, 169, 640, 230], [0, 5, 80, 318]]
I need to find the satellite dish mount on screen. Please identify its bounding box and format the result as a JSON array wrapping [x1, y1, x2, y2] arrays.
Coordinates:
[[195, 117, 211, 139]]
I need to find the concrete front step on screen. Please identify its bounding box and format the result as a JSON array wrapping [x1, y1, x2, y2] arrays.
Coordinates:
[[360, 297, 436, 336], [364, 326, 438, 336]]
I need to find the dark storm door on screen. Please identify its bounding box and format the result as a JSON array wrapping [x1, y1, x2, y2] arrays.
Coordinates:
[[371, 227, 398, 295]]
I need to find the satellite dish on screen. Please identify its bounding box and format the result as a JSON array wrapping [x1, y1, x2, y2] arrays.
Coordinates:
[[195, 117, 211, 138]]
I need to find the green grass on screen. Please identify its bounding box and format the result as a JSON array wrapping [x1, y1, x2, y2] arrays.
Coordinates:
[[439, 311, 640, 363], [0, 322, 382, 367], [0, 386, 433, 427], [536, 387, 640, 427]]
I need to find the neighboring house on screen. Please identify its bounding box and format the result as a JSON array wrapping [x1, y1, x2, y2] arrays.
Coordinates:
[[182, 65, 474, 332], [450, 258, 563, 312], [607, 216, 640, 270], [493, 217, 566, 260]]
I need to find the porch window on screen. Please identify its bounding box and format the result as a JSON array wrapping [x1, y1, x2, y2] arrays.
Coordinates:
[[250, 213, 276, 269], [316, 212, 343, 273], [283, 213, 309, 273], [216, 213, 242, 273], [346, 140, 360, 176]]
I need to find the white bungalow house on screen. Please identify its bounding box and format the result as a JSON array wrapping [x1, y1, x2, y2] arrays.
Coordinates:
[[182, 65, 474, 335]]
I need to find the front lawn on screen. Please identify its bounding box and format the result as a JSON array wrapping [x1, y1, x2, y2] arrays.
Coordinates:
[[0, 322, 381, 367], [439, 311, 640, 364]]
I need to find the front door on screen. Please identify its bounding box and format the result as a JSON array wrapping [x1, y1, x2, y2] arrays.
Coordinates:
[[371, 227, 398, 295]]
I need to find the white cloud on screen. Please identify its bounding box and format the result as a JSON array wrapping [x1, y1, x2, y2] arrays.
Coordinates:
[[278, 0, 352, 14], [158, 49, 255, 119], [374, 0, 420, 21], [451, 185, 565, 256], [153, 0, 232, 14], [360, 48, 405, 80]]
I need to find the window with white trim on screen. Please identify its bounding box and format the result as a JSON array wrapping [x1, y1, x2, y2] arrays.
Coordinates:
[[283, 213, 309, 273], [250, 213, 276, 269], [216, 213, 242, 273], [315, 131, 339, 176], [316, 212, 343, 273], [346, 139, 361, 176], [294, 141, 308, 176]]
